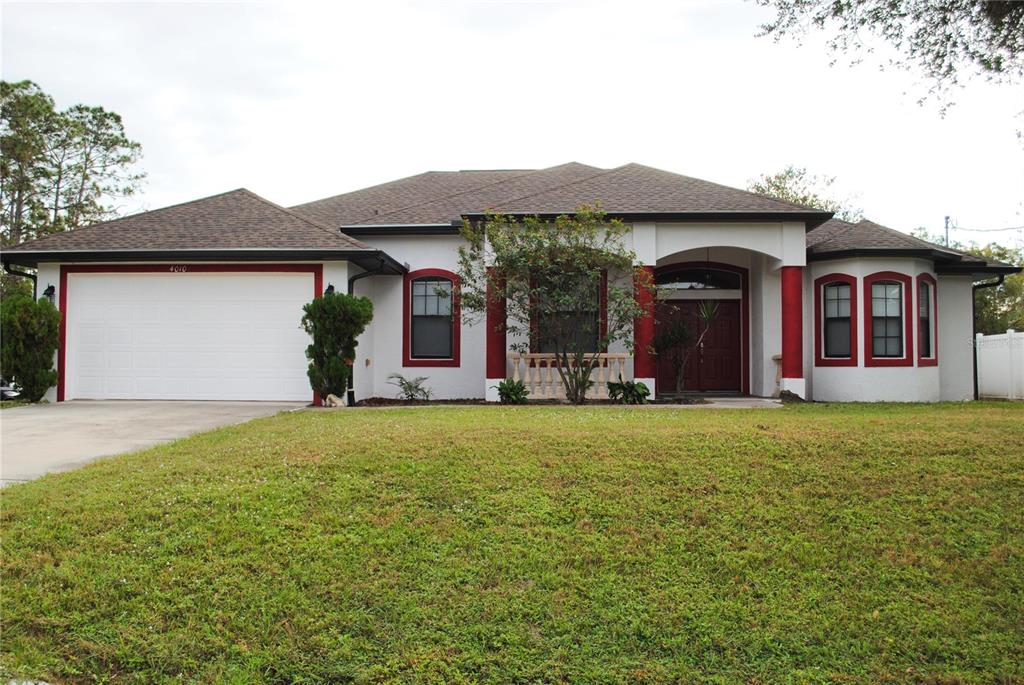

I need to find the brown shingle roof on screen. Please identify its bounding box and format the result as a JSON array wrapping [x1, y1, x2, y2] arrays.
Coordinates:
[[4, 189, 370, 253], [807, 218, 1019, 273], [290, 162, 827, 227]]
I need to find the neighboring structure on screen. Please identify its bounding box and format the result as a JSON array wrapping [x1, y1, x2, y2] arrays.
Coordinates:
[[2, 162, 1018, 403]]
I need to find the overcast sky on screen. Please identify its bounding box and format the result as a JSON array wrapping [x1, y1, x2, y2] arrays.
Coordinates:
[[2, 0, 1022, 246]]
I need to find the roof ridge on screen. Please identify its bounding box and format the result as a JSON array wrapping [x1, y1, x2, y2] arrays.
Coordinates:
[[349, 165, 572, 225], [473, 163, 626, 210], [627, 162, 828, 214], [5, 187, 256, 252], [238, 189, 369, 249]]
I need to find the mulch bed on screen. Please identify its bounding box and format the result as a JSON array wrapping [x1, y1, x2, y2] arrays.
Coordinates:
[[349, 397, 710, 407]]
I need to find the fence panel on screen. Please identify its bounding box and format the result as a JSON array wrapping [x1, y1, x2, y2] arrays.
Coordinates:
[[976, 330, 1023, 400]]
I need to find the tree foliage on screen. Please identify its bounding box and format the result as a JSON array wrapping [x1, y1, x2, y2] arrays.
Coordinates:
[[458, 205, 652, 404], [748, 165, 862, 221], [0, 293, 61, 402], [1, 80, 145, 248], [301, 292, 373, 404], [756, 0, 1024, 102], [912, 228, 1023, 334]]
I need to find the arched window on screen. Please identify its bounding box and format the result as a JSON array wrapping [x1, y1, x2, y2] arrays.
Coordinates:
[[814, 273, 857, 366], [656, 267, 741, 290], [864, 272, 913, 367], [403, 269, 460, 367], [917, 273, 938, 366]]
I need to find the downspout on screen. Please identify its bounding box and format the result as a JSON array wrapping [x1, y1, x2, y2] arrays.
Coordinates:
[[346, 256, 389, 406], [3, 262, 37, 299], [972, 274, 1005, 400]]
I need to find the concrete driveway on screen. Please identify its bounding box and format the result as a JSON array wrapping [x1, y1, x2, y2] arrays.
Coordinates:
[[0, 401, 303, 486]]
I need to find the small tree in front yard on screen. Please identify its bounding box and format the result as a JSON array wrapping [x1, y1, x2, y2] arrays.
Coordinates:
[[301, 292, 373, 404], [458, 205, 653, 404], [0, 293, 61, 402]]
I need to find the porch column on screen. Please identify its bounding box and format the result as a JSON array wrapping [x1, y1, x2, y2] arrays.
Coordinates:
[[780, 265, 805, 398], [484, 269, 506, 402], [633, 265, 657, 394]]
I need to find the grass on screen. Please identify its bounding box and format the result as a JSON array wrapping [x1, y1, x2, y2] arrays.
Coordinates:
[[2, 403, 1022, 684], [0, 398, 29, 409]]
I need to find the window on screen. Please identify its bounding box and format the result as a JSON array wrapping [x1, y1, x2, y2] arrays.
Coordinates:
[[917, 274, 937, 365], [412, 278, 453, 358], [871, 282, 903, 357], [824, 283, 852, 357], [863, 271, 913, 366], [533, 272, 606, 354], [657, 267, 741, 291], [814, 273, 857, 367], [403, 269, 460, 367]]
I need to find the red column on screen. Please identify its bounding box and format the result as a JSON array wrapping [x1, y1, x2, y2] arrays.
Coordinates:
[[485, 270, 506, 380], [781, 266, 804, 380], [633, 266, 657, 381]]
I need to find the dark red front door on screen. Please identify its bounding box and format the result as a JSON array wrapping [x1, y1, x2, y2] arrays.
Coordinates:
[[656, 300, 741, 393]]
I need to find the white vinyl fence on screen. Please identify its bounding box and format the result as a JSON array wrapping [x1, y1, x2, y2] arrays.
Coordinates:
[[976, 330, 1024, 400]]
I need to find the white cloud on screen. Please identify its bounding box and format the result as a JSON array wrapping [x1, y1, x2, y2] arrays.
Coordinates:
[[2, 0, 1021, 245]]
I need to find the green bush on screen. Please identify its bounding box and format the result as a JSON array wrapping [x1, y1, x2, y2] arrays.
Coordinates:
[[493, 378, 529, 404], [301, 292, 373, 403], [606, 375, 650, 404], [387, 373, 432, 401], [0, 293, 61, 402]]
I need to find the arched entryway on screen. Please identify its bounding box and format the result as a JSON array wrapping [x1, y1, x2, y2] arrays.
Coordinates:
[[654, 262, 749, 395]]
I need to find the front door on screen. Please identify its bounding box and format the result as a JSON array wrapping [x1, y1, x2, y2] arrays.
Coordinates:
[[656, 300, 741, 393]]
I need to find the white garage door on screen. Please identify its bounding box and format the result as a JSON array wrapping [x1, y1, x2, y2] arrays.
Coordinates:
[[66, 272, 314, 401]]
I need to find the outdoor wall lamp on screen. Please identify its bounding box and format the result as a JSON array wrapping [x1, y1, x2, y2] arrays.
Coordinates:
[[42, 284, 55, 304]]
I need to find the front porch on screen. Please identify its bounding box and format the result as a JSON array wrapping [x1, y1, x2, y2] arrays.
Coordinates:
[[485, 240, 807, 401]]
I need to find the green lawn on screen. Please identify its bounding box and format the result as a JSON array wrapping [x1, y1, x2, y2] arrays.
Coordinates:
[[2, 404, 1022, 684]]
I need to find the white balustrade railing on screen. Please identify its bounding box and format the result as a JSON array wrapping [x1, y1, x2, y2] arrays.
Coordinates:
[[507, 352, 630, 400]]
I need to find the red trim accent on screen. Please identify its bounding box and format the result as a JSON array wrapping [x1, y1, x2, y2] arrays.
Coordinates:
[[814, 273, 858, 367], [781, 266, 804, 379], [633, 266, 657, 378], [863, 271, 914, 367], [402, 268, 461, 368], [917, 273, 938, 366], [485, 268, 506, 378], [654, 261, 750, 395], [57, 263, 324, 403]]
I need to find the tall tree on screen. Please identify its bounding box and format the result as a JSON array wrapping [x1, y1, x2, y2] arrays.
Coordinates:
[[912, 228, 1023, 334], [756, 0, 1024, 103], [748, 165, 863, 221], [1, 80, 144, 247]]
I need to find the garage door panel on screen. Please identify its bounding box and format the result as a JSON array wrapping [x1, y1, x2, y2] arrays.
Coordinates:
[[66, 272, 315, 401]]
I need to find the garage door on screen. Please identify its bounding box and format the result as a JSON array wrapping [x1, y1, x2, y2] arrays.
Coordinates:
[[64, 271, 315, 401]]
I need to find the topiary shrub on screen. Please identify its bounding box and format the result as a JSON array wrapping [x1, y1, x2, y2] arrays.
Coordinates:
[[301, 291, 373, 404], [0, 293, 61, 402]]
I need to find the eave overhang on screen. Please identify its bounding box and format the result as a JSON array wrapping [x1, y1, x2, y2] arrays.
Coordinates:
[[808, 247, 1021, 278], [0, 248, 408, 274]]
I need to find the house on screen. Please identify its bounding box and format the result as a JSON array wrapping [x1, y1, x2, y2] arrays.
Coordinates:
[[2, 162, 1018, 403]]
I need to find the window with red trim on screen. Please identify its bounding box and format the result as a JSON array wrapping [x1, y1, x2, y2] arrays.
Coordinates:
[[863, 271, 913, 367], [814, 273, 858, 366], [403, 268, 460, 367], [917, 273, 938, 366]]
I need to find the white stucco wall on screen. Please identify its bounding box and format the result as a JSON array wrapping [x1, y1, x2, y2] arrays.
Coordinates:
[[937, 275, 975, 401]]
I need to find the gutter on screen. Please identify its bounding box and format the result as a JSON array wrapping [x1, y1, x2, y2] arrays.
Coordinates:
[[972, 275, 1006, 400], [2, 262, 37, 298]]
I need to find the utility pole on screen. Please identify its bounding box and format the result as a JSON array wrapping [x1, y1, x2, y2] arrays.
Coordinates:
[[944, 215, 950, 247]]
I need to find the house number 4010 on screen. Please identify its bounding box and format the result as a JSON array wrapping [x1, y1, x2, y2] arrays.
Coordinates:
[[169, 265, 189, 273]]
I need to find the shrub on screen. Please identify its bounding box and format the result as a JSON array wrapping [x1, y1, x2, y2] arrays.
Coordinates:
[[0, 293, 61, 402], [388, 373, 432, 401], [607, 375, 650, 404], [493, 378, 529, 404], [301, 292, 373, 404]]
